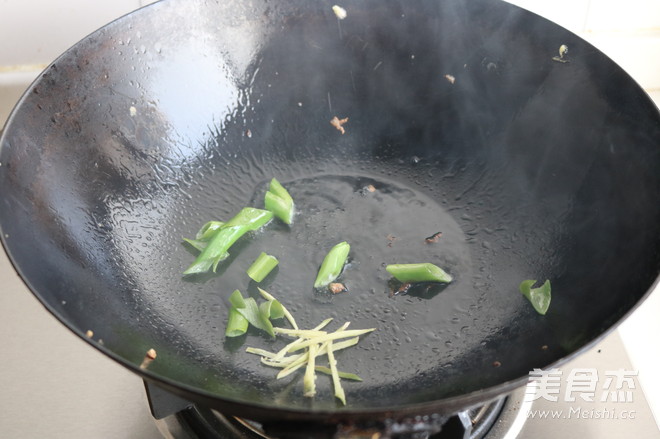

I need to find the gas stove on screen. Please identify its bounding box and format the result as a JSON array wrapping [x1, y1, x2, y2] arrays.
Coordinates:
[[152, 387, 522, 438]]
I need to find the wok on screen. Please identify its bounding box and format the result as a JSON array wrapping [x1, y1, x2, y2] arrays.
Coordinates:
[[1, 0, 659, 428]]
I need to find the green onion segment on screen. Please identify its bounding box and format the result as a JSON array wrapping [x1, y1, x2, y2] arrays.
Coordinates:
[[225, 308, 249, 337], [258, 287, 298, 329], [264, 178, 294, 224], [183, 208, 273, 275], [225, 289, 292, 338], [229, 289, 246, 309], [385, 263, 452, 283], [247, 252, 279, 282], [519, 279, 551, 315], [183, 220, 225, 251], [314, 241, 350, 288]]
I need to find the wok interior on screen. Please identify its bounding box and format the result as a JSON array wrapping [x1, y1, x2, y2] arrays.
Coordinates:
[[1, 0, 659, 417]]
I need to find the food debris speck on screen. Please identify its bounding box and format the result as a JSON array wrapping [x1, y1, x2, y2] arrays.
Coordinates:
[[386, 234, 397, 248], [425, 232, 443, 243], [359, 185, 376, 196], [541, 345, 548, 350], [85, 330, 94, 338], [245, 129, 252, 138], [493, 361, 502, 367], [552, 44, 569, 63], [329, 282, 348, 294], [332, 5, 347, 20], [330, 116, 349, 134], [559, 44, 568, 57], [129, 106, 137, 117], [393, 282, 412, 296], [140, 348, 157, 369], [298, 102, 303, 107], [444, 74, 456, 84]]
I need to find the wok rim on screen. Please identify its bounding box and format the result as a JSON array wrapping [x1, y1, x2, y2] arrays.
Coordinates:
[[1, 0, 659, 423]]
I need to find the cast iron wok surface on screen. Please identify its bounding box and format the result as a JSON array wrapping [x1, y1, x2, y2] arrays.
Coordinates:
[[1, 0, 659, 421]]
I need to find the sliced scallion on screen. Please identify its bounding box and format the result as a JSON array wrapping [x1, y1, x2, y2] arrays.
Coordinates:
[[236, 297, 275, 337], [519, 279, 551, 315], [268, 178, 292, 201], [247, 252, 279, 282], [259, 299, 285, 321], [258, 288, 298, 329], [183, 221, 225, 252], [225, 308, 249, 337], [229, 289, 246, 309], [314, 241, 350, 289], [264, 178, 294, 224], [196, 221, 225, 239], [385, 263, 452, 283], [183, 208, 273, 275]]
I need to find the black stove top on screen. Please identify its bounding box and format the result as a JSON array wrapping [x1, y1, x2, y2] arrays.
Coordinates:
[[148, 381, 522, 439]]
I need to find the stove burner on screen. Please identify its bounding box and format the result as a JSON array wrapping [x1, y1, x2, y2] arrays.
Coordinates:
[[153, 386, 530, 439]]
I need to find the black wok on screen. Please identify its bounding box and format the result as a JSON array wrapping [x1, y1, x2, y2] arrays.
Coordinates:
[[1, 0, 659, 427]]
